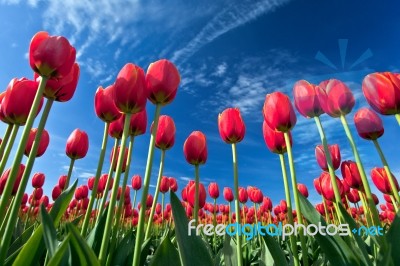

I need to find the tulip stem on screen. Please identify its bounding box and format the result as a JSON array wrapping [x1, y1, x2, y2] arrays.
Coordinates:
[[278, 153, 299, 266], [0, 75, 48, 234], [0, 124, 13, 160], [64, 158, 75, 191], [340, 115, 381, 226], [99, 113, 132, 264], [81, 122, 110, 236], [358, 190, 372, 227], [228, 202, 232, 225], [395, 114, 400, 125], [314, 116, 343, 208], [194, 164, 200, 226], [145, 149, 165, 239], [0, 97, 53, 265], [283, 132, 308, 266], [132, 190, 137, 209], [231, 143, 243, 266], [98, 138, 120, 224], [372, 139, 400, 204], [0, 125, 19, 176], [132, 104, 161, 266]]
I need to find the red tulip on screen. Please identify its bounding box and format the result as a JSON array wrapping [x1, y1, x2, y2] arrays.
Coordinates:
[[88, 177, 95, 190], [145, 59, 180, 106], [183, 131, 207, 165], [262, 121, 292, 154], [362, 72, 400, 115], [154, 115, 176, 150], [315, 203, 326, 216], [0, 164, 25, 196], [319, 172, 344, 201], [2, 78, 43, 125], [238, 187, 248, 203], [33, 188, 43, 200], [297, 183, 309, 198], [208, 182, 220, 199], [58, 175, 67, 190], [341, 160, 362, 189], [24, 128, 50, 157], [29, 31, 76, 78], [169, 177, 178, 192], [315, 144, 341, 171], [146, 194, 154, 208], [372, 193, 379, 205], [293, 80, 325, 118], [129, 109, 147, 136], [109, 116, 124, 139], [313, 177, 322, 195], [279, 200, 288, 213], [21, 193, 28, 205], [0, 92, 11, 124], [110, 146, 129, 172], [159, 176, 170, 193], [347, 188, 360, 203], [371, 167, 399, 195], [94, 85, 121, 123], [223, 187, 234, 202], [318, 79, 355, 117], [262, 92, 297, 132], [187, 182, 206, 209], [218, 108, 246, 144], [354, 108, 384, 140], [131, 175, 142, 190], [262, 197, 273, 211], [248, 187, 263, 204], [66, 129, 89, 159], [31, 172, 45, 188], [113, 63, 147, 114]]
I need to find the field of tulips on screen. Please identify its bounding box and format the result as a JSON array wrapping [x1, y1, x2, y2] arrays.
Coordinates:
[[0, 31, 399, 266]]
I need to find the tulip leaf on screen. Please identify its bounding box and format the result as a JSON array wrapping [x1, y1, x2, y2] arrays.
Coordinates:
[[386, 210, 400, 264], [298, 193, 361, 265], [47, 234, 71, 266], [86, 206, 108, 256], [66, 223, 100, 266], [40, 204, 58, 258], [170, 191, 213, 266], [223, 235, 237, 266], [140, 237, 152, 266], [261, 233, 288, 266], [6, 224, 34, 258], [149, 235, 181, 266], [13, 180, 77, 265]]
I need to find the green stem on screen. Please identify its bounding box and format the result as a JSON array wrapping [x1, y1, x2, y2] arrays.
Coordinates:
[[358, 190, 372, 228], [231, 143, 243, 266], [213, 198, 217, 252], [228, 202, 232, 225], [0, 97, 52, 264], [64, 158, 75, 191], [132, 104, 161, 266], [372, 139, 400, 203], [99, 113, 132, 264], [283, 132, 308, 266], [279, 154, 299, 266], [340, 115, 381, 226], [395, 114, 400, 125], [145, 149, 165, 239], [314, 117, 342, 207], [132, 190, 137, 209], [97, 138, 119, 224], [161, 193, 165, 233], [322, 197, 330, 223], [0, 124, 13, 160], [0, 76, 48, 226], [0, 125, 19, 176], [194, 164, 200, 226], [81, 122, 110, 235], [390, 195, 399, 213]]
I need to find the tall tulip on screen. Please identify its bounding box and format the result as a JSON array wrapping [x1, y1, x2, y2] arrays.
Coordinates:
[[24, 128, 50, 157], [263, 92, 297, 132]]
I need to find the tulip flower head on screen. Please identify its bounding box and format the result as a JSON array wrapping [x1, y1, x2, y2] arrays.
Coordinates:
[[154, 115, 176, 150], [131, 175, 142, 190], [223, 187, 234, 202], [354, 108, 384, 140], [293, 80, 325, 118], [159, 176, 170, 193], [262, 92, 297, 132], [315, 144, 341, 171], [318, 79, 355, 118], [208, 182, 220, 199], [94, 85, 122, 123], [218, 108, 246, 144], [183, 131, 207, 165], [187, 182, 206, 209], [31, 172, 45, 188], [66, 129, 89, 160], [129, 109, 147, 137], [371, 167, 399, 195], [262, 121, 292, 154], [297, 183, 309, 198], [341, 160, 362, 189], [25, 128, 50, 157]]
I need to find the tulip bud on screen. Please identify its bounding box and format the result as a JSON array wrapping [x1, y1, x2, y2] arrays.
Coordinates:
[[58, 175, 67, 190], [218, 108, 246, 144], [315, 144, 341, 171], [354, 108, 384, 140], [183, 131, 207, 165], [371, 167, 399, 195], [146, 59, 180, 106], [297, 183, 309, 198], [187, 182, 206, 209], [208, 182, 220, 199], [223, 187, 234, 202], [238, 187, 248, 204], [25, 128, 50, 157], [263, 92, 297, 132], [362, 72, 400, 115], [248, 187, 263, 204], [159, 176, 170, 193], [341, 160, 362, 189], [154, 115, 176, 150], [131, 175, 142, 190], [318, 79, 355, 117], [94, 85, 122, 123], [66, 129, 89, 160], [293, 80, 325, 118], [31, 172, 45, 188], [169, 177, 178, 192], [262, 121, 292, 154]]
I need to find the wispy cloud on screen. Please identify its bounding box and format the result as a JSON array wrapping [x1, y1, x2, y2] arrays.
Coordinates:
[[171, 0, 289, 64]]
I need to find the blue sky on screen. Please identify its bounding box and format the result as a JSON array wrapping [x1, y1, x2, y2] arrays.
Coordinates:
[[1, 0, 400, 208]]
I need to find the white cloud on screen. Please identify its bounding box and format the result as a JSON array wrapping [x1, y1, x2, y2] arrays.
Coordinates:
[[213, 62, 227, 77]]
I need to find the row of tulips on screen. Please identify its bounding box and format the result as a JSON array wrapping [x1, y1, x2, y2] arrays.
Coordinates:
[[0, 31, 398, 266]]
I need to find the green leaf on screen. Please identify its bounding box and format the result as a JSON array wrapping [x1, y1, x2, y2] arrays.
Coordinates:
[[86, 205, 108, 256], [298, 193, 361, 265], [170, 191, 213, 266], [261, 234, 287, 266], [386, 210, 400, 265], [111, 231, 135, 266], [149, 235, 181, 266], [66, 223, 100, 266], [6, 224, 34, 258], [223, 235, 237, 266], [13, 180, 77, 265], [47, 235, 71, 266], [40, 204, 58, 258], [140, 237, 152, 266]]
